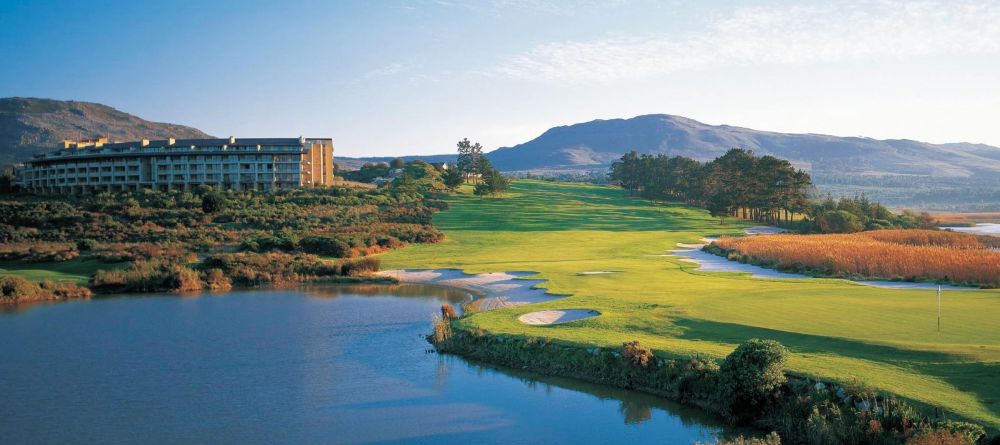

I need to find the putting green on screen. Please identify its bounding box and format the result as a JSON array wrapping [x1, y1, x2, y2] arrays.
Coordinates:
[[382, 180, 1000, 428]]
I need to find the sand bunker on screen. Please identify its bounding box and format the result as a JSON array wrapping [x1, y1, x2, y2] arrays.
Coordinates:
[[518, 309, 600, 325], [378, 269, 561, 310], [676, 242, 706, 249]]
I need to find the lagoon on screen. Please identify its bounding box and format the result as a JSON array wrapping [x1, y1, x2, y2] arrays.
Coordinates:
[[0, 285, 731, 444]]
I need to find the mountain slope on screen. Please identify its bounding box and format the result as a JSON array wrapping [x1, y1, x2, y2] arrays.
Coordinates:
[[1, 97, 212, 166], [487, 114, 1000, 179]]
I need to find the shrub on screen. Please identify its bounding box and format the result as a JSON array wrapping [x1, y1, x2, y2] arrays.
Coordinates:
[[202, 268, 232, 290], [817, 210, 863, 233], [341, 257, 380, 276], [622, 340, 654, 368], [91, 259, 203, 293], [300, 236, 352, 257], [440, 304, 459, 319], [0, 276, 91, 304], [716, 339, 789, 424], [700, 432, 781, 445], [905, 429, 974, 445], [430, 314, 452, 343]]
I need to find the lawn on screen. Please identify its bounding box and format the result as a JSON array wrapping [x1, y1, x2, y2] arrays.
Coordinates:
[[381, 180, 1000, 429], [0, 257, 124, 285]]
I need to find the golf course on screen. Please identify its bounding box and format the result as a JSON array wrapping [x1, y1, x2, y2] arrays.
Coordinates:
[[380, 180, 1000, 429]]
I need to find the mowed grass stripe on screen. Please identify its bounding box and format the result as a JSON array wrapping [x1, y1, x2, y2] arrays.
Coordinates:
[[381, 180, 1000, 427]]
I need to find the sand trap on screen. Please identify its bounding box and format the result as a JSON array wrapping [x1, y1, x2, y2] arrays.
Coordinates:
[[518, 309, 600, 325], [676, 242, 706, 249], [669, 247, 980, 290], [577, 271, 620, 275], [378, 269, 562, 310]]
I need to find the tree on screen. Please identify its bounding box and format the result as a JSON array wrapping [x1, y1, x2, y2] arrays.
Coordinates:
[[473, 166, 510, 197], [456, 138, 485, 184], [390, 158, 406, 168], [816, 210, 863, 233], [201, 191, 228, 213], [707, 191, 734, 225], [442, 166, 464, 191], [716, 339, 788, 424]]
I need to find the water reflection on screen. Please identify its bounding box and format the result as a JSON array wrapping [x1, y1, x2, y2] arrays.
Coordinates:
[[0, 283, 735, 444]]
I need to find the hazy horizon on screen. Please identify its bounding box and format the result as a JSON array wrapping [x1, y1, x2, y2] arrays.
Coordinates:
[[3, 0, 999, 157]]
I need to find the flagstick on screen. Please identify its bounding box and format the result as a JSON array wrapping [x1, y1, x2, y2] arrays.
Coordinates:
[[937, 285, 942, 333]]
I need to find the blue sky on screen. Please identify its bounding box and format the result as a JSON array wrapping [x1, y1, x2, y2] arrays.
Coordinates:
[[2, 0, 999, 157]]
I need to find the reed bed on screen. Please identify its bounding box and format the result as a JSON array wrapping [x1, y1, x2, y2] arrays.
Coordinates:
[[712, 229, 1000, 287]]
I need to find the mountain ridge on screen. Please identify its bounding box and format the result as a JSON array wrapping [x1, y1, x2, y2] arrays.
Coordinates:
[[486, 114, 1000, 179], [0, 97, 212, 167]]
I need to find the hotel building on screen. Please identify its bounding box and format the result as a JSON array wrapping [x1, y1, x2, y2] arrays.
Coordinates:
[[13, 136, 335, 194]]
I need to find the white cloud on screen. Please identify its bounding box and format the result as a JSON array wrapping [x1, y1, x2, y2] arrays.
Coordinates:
[[495, 1, 1000, 82], [365, 62, 406, 79]]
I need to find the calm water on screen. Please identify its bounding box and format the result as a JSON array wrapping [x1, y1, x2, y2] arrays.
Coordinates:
[[943, 223, 1000, 236], [0, 285, 730, 444]]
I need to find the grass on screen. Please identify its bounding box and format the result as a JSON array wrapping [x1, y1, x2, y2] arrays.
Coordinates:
[[381, 180, 1000, 429], [0, 257, 125, 285]]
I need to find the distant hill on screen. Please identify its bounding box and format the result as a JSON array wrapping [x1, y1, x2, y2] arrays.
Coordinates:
[[487, 114, 1000, 179], [0, 97, 212, 167]]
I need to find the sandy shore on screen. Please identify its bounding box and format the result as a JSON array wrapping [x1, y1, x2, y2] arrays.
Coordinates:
[[377, 269, 564, 310]]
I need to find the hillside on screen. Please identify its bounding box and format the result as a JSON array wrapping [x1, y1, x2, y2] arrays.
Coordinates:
[[0, 97, 211, 167], [486, 114, 1000, 210], [488, 114, 1000, 176]]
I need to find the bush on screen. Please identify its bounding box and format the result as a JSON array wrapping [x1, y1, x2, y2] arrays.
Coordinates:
[[622, 340, 654, 368], [91, 259, 203, 293], [817, 210, 863, 233], [716, 339, 789, 424], [905, 429, 974, 445], [440, 304, 459, 319], [0, 275, 91, 304], [202, 268, 232, 290], [300, 235, 352, 257], [341, 257, 380, 276], [701, 432, 781, 445]]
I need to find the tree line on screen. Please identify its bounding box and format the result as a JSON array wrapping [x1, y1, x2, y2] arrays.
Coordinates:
[[609, 149, 812, 224]]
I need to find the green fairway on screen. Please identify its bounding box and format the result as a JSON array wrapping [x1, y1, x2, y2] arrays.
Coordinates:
[[0, 258, 123, 285], [381, 180, 1000, 428]]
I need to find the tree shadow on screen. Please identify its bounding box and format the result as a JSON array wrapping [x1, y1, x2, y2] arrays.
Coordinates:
[[672, 317, 999, 419]]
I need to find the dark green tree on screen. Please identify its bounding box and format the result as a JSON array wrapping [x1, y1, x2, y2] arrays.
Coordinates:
[[442, 166, 464, 191]]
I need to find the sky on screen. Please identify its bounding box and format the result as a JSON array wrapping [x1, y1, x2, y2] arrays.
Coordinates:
[[2, 0, 999, 157]]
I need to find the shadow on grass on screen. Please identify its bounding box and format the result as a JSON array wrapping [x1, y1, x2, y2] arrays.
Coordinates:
[[673, 317, 1000, 420]]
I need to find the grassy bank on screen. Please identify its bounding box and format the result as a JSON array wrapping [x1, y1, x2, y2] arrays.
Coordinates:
[[381, 180, 1000, 429]]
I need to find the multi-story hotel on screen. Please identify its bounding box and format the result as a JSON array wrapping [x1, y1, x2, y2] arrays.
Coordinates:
[[13, 136, 335, 194]]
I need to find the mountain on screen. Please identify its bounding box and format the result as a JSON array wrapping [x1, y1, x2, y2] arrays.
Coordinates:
[[0, 97, 212, 167], [487, 114, 1000, 179]]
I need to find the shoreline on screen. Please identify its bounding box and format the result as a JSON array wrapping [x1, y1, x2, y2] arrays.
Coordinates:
[[376, 269, 565, 311]]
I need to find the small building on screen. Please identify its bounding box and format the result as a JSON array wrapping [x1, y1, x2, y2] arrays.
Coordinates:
[[13, 136, 335, 194]]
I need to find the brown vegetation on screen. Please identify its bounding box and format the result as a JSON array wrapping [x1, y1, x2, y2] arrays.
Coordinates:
[[711, 229, 1000, 287], [622, 340, 654, 368], [0, 275, 92, 305]]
